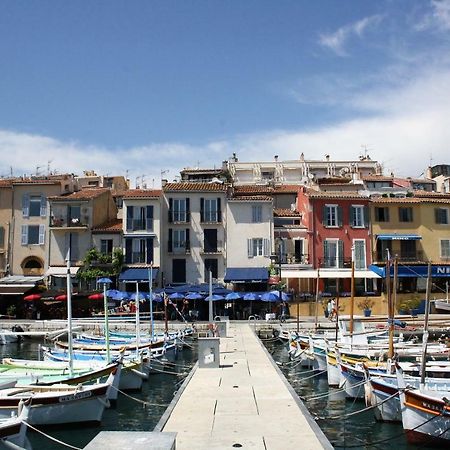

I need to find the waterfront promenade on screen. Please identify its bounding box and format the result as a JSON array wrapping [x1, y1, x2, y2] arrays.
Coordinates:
[[159, 321, 332, 450]]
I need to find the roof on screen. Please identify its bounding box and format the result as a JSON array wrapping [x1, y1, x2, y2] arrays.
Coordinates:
[[49, 188, 109, 201], [163, 182, 227, 192], [228, 195, 273, 202], [122, 189, 162, 198], [362, 175, 395, 182], [304, 189, 368, 200], [372, 197, 450, 204], [233, 185, 300, 195], [92, 219, 123, 233], [274, 208, 301, 217]]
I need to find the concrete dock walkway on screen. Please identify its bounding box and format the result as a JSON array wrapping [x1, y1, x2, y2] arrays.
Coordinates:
[[160, 322, 332, 449]]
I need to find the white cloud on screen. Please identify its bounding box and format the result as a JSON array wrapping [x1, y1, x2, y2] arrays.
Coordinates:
[[318, 15, 383, 56], [416, 0, 450, 32]]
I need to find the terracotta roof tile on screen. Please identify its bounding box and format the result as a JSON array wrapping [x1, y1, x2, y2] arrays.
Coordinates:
[[163, 182, 227, 192], [92, 219, 123, 233], [373, 197, 450, 204], [228, 195, 272, 202], [274, 208, 301, 217], [122, 189, 162, 198], [49, 188, 109, 201], [361, 175, 395, 182], [233, 184, 300, 195], [413, 190, 450, 198], [305, 189, 368, 200]]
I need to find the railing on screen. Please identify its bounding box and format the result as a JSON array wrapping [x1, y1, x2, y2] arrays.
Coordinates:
[[319, 257, 353, 269], [126, 219, 153, 231], [168, 211, 190, 223], [201, 240, 224, 253], [373, 250, 425, 263], [130, 252, 146, 264], [200, 210, 221, 223], [282, 253, 310, 264], [50, 217, 88, 227], [169, 241, 191, 254]]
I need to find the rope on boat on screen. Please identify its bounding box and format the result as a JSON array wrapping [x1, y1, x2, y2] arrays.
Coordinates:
[[315, 389, 399, 420], [151, 359, 194, 370], [148, 365, 188, 376], [288, 365, 320, 376], [23, 421, 82, 450], [300, 380, 351, 401], [110, 385, 169, 408], [178, 338, 194, 349], [333, 406, 445, 448], [293, 369, 327, 382]]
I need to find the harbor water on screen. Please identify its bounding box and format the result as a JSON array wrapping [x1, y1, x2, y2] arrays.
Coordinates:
[[1, 338, 197, 450], [264, 339, 428, 450]]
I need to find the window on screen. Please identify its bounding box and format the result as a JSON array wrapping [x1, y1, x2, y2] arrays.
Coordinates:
[[101, 239, 113, 255], [21, 225, 45, 245], [441, 240, 450, 259], [173, 229, 186, 251], [247, 238, 270, 258], [399, 207, 413, 222], [400, 240, 416, 260], [201, 198, 220, 222], [172, 199, 187, 222], [323, 239, 343, 268], [252, 205, 262, 223], [68, 205, 81, 225], [353, 240, 366, 269], [204, 258, 218, 281], [374, 207, 389, 222], [22, 194, 46, 218], [323, 205, 341, 227], [351, 205, 366, 227], [125, 237, 153, 263], [435, 208, 449, 224]]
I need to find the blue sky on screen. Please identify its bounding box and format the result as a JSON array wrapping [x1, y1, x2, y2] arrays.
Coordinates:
[[1, 0, 450, 186]]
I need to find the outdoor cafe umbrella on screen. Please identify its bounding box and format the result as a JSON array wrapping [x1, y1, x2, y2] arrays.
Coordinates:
[[261, 292, 280, 303], [225, 292, 242, 300], [185, 292, 204, 300], [243, 292, 259, 301], [204, 294, 224, 301], [106, 289, 129, 301], [269, 290, 290, 301], [55, 294, 67, 301], [168, 292, 185, 300], [23, 294, 42, 301], [88, 293, 104, 301]]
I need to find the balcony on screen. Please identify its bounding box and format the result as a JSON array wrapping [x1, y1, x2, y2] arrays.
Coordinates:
[[373, 250, 425, 264], [200, 210, 221, 224], [168, 211, 190, 223], [169, 241, 191, 254], [200, 240, 224, 254], [126, 219, 153, 232], [319, 257, 353, 269], [50, 217, 88, 228]]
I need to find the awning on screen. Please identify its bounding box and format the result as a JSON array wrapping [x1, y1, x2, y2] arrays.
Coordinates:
[[0, 275, 44, 295], [369, 264, 450, 278], [224, 268, 269, 283], [282, 269, 380, 279], [119, 267, 159, 283], [45, 267, 80, 277], [376, 234, 422, 240]]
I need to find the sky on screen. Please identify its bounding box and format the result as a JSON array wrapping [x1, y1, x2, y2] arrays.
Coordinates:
[[1, 0, 450, 187]]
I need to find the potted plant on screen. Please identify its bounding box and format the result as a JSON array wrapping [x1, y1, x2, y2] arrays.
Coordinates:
[[397, 297, 421, 316], [357, 297, 375, 317]]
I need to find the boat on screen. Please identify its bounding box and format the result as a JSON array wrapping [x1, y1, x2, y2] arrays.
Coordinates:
[[0, 399, 31, 449], [0, 369, 116, 425]]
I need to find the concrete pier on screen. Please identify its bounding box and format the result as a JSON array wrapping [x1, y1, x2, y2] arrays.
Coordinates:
[[158, 321, 332, 449]]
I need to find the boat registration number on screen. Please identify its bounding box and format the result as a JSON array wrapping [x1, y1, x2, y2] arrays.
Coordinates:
[[59, 391, 92, 403]]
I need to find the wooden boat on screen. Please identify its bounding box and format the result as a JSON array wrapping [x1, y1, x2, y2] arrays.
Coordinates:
[[0, 399, 31, 449], [0, 369, 116, 425]]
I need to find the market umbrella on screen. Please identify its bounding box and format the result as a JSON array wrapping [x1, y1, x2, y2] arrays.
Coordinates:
[[23, 294, 42, 301], [88, 293, 104, 301], [55, 294, 67, 301], [243, 292, 259, 301], [261, 292, 279, 303], [106, 289, 129, 301], [225, 292, 242, 300], [269, 290, 290, 301], [169, 292, 185, 300], [204, 294, 224, 301], [128, 292, 148, 302], [185, 292, 204, 300]]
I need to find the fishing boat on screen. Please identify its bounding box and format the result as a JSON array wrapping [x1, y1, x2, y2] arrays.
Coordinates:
[[0, 399, 31, 449]]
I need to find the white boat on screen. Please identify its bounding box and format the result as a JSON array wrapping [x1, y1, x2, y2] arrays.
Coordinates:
[[0, 399, 31, 449], [0, 370, 115, 425]]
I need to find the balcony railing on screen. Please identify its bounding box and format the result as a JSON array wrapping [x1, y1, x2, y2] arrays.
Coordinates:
[[281, 253, 310, 265], [168, 211, 190, 223], [319, 257, 354, 269], [169, 241, 191, 254], [373, 250, 424, 263], [201, 240, 224, 254], [50, 217, 88, 228], [200, 210, 221, 223], [126, 219, 153, 231]]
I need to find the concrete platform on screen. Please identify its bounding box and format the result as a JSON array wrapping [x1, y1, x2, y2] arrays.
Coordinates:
[[159, 322, 332, 449]]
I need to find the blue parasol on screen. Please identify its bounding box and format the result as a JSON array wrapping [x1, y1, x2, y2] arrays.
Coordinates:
[[261, 292, 279, 302], [225, 292, 242, 300], [204, 294, 224, 301], [243, 292, 259, 301], [269, 290, 290, 301], [185, 292, 204, 300], [169, 292, 185, 300]]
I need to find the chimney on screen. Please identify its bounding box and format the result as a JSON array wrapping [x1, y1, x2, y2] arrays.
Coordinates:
[[426, 166, 433, 179], [274, 155, 279, 162], [161, 179, 168, 187]]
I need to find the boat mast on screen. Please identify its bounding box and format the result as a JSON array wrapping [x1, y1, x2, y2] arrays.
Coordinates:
[[314, 268, 320, 332], [65, 237, 74, 377], [420, 261, 432, 387], [135, 281, 141, 355], [387, 253, 394, 360], [148, 263, 154, 341], [349, 245, 355, 339]]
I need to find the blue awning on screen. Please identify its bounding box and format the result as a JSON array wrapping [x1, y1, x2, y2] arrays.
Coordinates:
[[376, 234, 422, 240], [369, 264, 450, 278], [119, 267, 159, 283], [224, 267, 269, 283]]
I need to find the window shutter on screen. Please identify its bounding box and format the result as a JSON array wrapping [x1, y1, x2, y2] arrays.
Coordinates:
[[168, 229, 173, 253], [323, 240, 329, 266], [337, 206, 343, 227], [185, 198, 190, 221], [146, 206, 153, 231], [322, 206, 327, 225], [168, 198, 173, 223], [338, 240, 344, 268], [435, 208, 442, 224], [350, 207, 355, 227], [22, 194, 30, 218], [247, 239, 253, 258], [39, 224, 45, 245], [0, 226, 4, 248], [217, 198, 221, 222], [263, 239, 270, 257], [21, 225, 28, 245], [363, 206, 369, 228], [146, 238, 153, 263], [200, 198, 204, 222], [125, 238, 132, 264], [386, 208, 390, 222], [126, 206, 133, 231], [185, 229, 190, 251], [40, 195, 47, 217]]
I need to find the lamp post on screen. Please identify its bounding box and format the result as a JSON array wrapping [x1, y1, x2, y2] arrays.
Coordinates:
[[98, 277, 112, 364]]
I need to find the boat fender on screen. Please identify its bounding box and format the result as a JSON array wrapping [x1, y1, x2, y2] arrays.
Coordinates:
[[272, 329, 280, 338], [130, 368, 149, 380]]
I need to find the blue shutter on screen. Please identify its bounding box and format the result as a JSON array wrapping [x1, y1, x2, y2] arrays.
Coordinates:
[[146, 238, 153, 264], [126, 206, 133, 231], [125, 238, 132, 264], [185, 229, 190, 251], [21, 225, 28, 245], [168, 198, 173, 223], [350, 206, 356, 227], [168, 229, 173, 253], [263, 239, 270, 257], [338, 240, 344, 268], [40, 195, 47, 217], [322, 206, 327, 226], [38, 225, 45, 245], [146, 206, 153, 231], [22, 194, 30, 218]]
